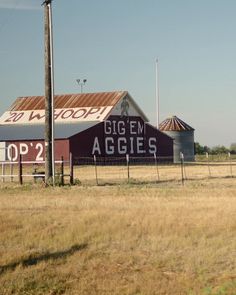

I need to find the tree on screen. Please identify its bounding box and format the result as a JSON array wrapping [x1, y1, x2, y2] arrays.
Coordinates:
[[194, 142, 205, 155], [194, 142, 211, 155], [229, 143, 236, 154], [211, 145, 229, 155]]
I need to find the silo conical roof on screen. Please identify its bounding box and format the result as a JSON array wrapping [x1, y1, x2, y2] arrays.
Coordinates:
[[159, 116, 194, 131]]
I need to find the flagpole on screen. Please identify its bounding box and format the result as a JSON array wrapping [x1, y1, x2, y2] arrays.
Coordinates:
[[155, 58, 160, 129]]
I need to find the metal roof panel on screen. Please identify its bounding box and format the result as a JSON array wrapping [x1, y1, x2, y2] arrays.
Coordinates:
[[0, 122, 100, 141], [9, 91, 127, 111], [159, 116, 194, 131]]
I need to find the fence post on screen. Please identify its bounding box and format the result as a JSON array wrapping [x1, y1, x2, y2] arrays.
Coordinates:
[[94, 154, 98, 185], [69, 152, 74, 185], [2, 163, 5, 183], [60, 156, 64, 186], [228, 152, 233, 177], [206, 152, 211, 177], [183, 156, 187, 180], [154, 153, 160, 182], [18, 154, 23, 185], [180, 152, 185, 185], [126, 154, 130, 183], [10, 147, 13, 182]]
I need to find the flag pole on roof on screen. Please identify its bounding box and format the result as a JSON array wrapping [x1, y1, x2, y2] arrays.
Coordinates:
[[43, 0, 55, 186]]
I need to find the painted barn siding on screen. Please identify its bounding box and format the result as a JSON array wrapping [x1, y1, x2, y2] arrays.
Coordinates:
[[69, 122, 104, 158], [103, 116, 147, 157], [145, 124, 173, 158], [55, 140, 70, 161], [5, 140, 69, 162], [0, 142, 6, 161], [1, 121, 173, 161], [69, 116, 173, 159]]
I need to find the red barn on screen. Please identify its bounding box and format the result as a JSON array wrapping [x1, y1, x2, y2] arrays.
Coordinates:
[[0, 91, 173, 162]]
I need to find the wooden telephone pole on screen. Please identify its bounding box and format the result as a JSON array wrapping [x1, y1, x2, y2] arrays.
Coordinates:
[[43, 0, 55, 185]]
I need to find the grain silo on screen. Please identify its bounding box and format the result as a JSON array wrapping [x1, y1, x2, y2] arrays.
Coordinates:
[[159, 116, 195, 162]]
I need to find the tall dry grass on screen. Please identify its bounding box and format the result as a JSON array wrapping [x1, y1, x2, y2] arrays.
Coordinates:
[[0, 177, 236, 294]]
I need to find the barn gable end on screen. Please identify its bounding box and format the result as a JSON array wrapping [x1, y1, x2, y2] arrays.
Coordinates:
[[0, 91, 148, 125]]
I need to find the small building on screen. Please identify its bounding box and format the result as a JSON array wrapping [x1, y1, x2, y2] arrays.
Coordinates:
[[159, 115, 195, 162], [0, 91, 174, 163]]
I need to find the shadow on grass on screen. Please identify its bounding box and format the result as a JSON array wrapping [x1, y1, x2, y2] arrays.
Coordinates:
[[95, 178, 183, 186], [93, 175, 236, 187], [0, 243, 87, 275]]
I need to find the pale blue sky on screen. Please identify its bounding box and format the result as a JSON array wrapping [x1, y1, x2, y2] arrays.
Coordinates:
[[0, 0, 235, 147]]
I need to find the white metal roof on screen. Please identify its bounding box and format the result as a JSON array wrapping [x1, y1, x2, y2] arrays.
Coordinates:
[[0, 121, 100, 141]]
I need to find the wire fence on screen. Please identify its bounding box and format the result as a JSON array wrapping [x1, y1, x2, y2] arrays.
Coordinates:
[[73, 155, 236, 186], [0, 154, 236, 186]]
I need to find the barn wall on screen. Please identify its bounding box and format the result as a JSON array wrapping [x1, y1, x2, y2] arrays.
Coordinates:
[[69, 122, 104, 158], [4, 139, 69, 162], [69, 116, 173, 159], [102, 116, 147, 157], [1, 121, 173, 162], [54, 139, 70, 161], [145, 124, 173, 159], [0, 142, 6, 161]]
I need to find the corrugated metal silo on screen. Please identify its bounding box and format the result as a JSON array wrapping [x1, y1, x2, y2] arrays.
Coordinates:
[[159, 116, 195, 162]]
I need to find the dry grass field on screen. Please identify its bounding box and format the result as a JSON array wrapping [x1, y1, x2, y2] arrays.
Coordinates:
[[0, 171, 236, 294], [72, 162, 235, 185]]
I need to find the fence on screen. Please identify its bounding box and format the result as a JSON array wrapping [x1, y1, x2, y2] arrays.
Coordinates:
[[0, 153, 236, 186], [0, 155, 73, 185], [72, 154, 236, 186]]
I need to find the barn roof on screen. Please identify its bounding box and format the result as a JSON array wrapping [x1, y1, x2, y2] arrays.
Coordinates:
[[0, 121, 100, 141], [9, 91, 127, 111], [0, 91, 148, 125], [159, 116, 194, 131]]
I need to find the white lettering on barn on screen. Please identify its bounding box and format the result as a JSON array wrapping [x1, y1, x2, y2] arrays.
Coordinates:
[[7, 144, 18, 161], [137, 137, 145, 154], [0, 106, 113, 125], [6, 142, 44, 161], [130, 137, 134, 154], [148, 138, 157, 154], [105, 137, 114, 155], [92, 136, 158, 156], [92, 137, 101, 155], [104, 120, 144, 136], [118, 138, 127, 154], [92, 118, 158, 156]]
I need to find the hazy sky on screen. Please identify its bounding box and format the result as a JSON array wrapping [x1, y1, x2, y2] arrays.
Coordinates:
[[0, 0, 235, 147]]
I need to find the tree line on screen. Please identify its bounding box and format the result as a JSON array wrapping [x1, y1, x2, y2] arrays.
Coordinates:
[[195, 142, 236, 155]]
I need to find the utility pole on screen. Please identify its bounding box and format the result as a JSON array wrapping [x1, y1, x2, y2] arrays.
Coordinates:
[[43, 0, 54, 185]]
